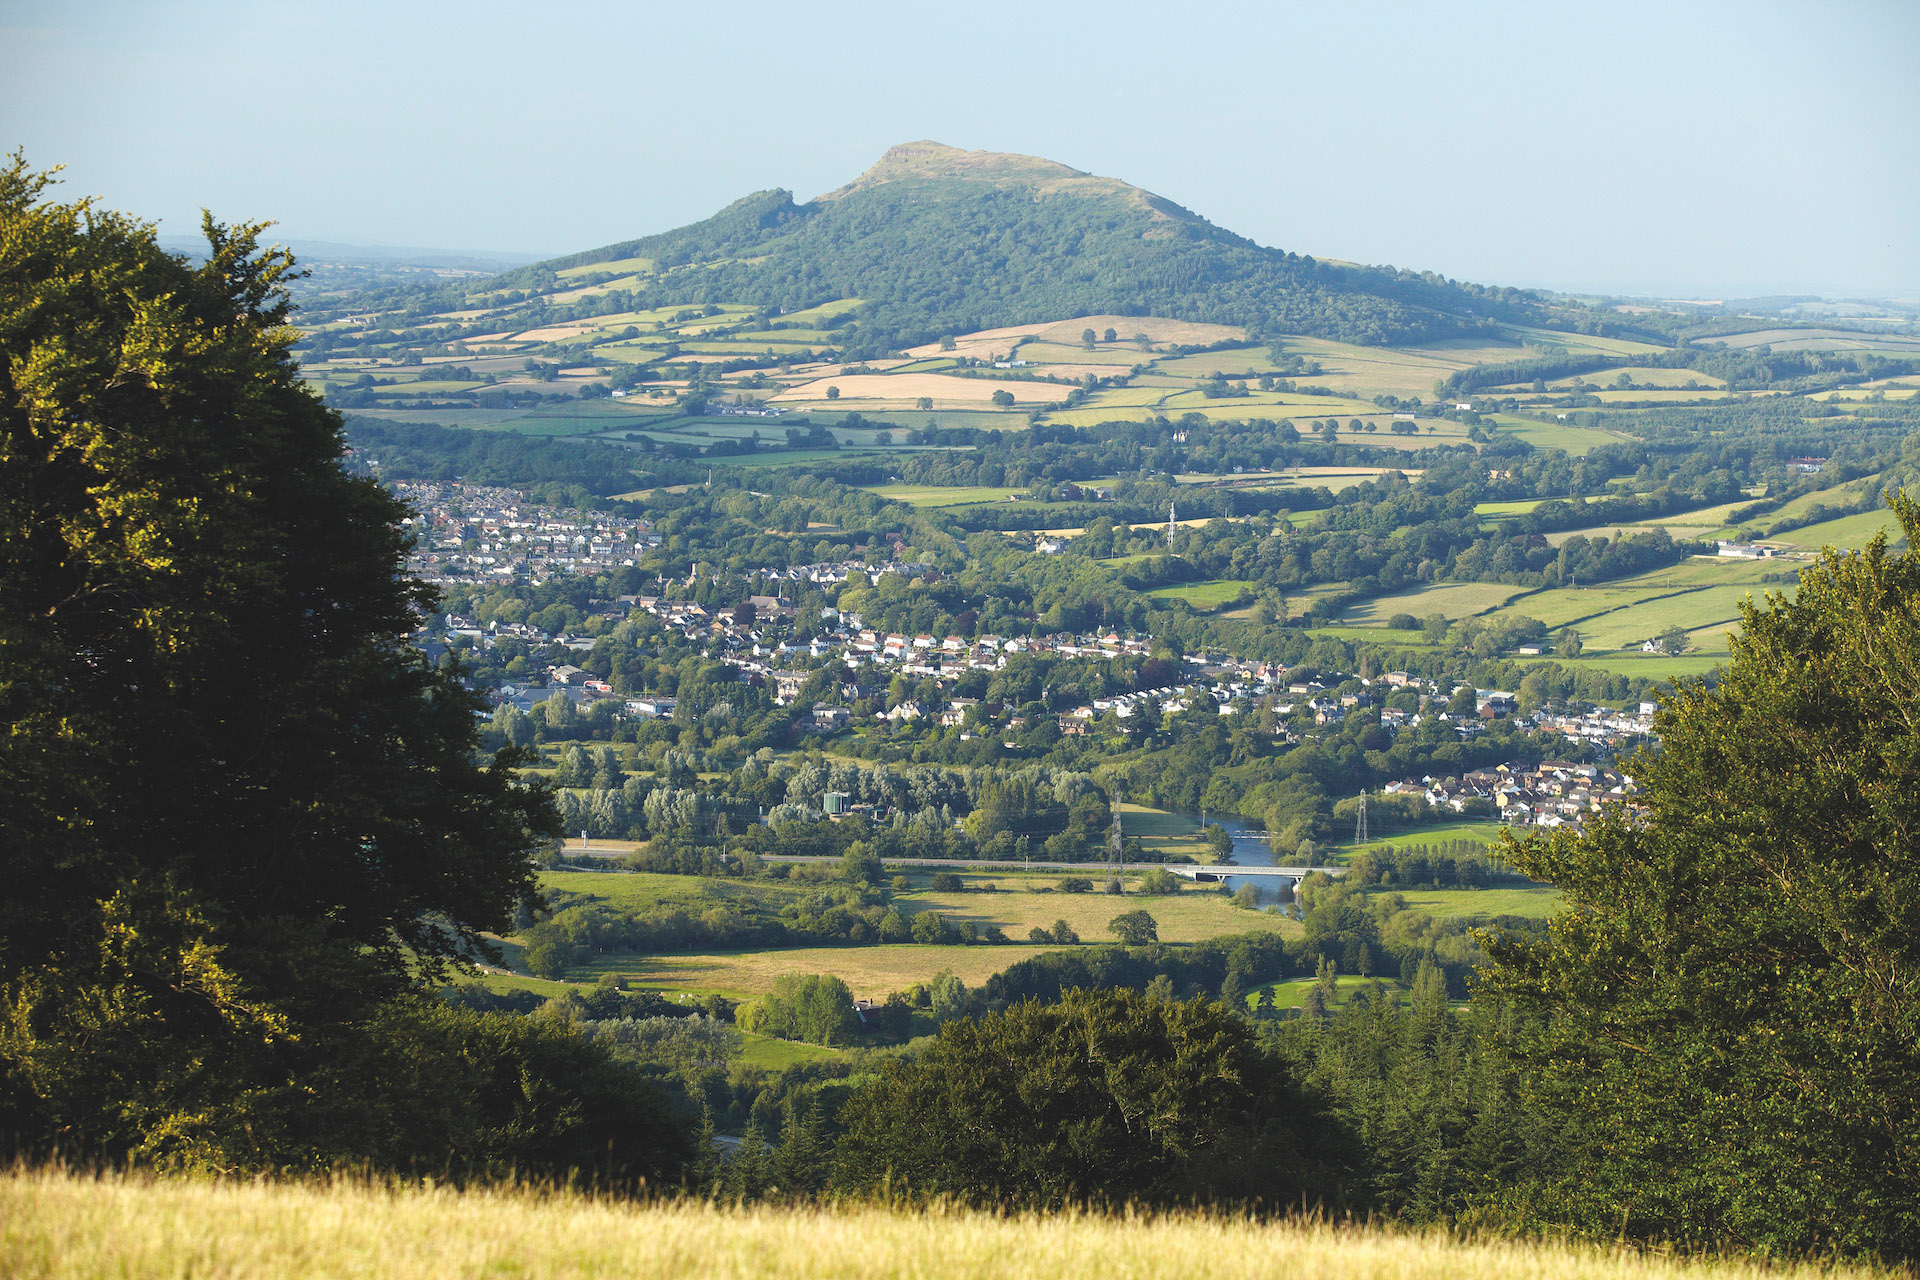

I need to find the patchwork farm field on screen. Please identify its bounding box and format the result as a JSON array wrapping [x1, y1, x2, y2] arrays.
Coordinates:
[[1472, 556, 1797, 653], [575, 944, 1050, 1002], [1772, 506, 1906, 550], [1395, 885, 1564, 919], [861, 484, 1024, 507], [1340, 581, 1531, 624], [899, 882, 1296, 947], [1145, 578, 1256, 608], [1511, 651, 1729, 679], [1332, 821, 1509, 854], [1487, 414, 1631, 455]]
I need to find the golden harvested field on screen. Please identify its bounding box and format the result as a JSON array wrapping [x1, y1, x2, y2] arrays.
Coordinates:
[[1154, 350, 1288, 377], [5, 1170, 1894, 1280], [1031, 315, 1246, 347], [581, 943, 1046, 1001], [772, 373, 1064, 405], [1017, 342, 1152, 367], [1272, 337, 1523, 399], [897, 884, 1295, 945], [901, 321, 1052, 360]]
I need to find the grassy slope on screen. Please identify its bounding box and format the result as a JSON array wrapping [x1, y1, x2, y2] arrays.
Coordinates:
[[7, 1170, 1890, 1280], [1145, 578, 1255, 607], [1395, 886, 1565, 918]]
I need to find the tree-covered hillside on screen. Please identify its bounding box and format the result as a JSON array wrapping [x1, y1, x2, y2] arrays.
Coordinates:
[[514, 142, 1555, 353]]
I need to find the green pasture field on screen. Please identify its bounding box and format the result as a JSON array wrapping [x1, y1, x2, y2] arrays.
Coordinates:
[[1393, 885, 1565, 920], [1144, 579, 1256, 608], [862, 484, 1025, 507], [1341, 581, 1531, 624], [1115, 802, 1214, 862], [1043, 406, 1157, 426], [1569, 586, 1761, 651], [556, 255, 655, 278], [1217, 579, 1349, 621], [1332, 821, 1509, 856], [1474, 499, 1545, 516], [1480, 584, 1668, 631], [1472, 557, 1792, 638], [766, 298, 865, 327], [737, 1031, 846, 1069], [1081, 387, 1174, 408], [1499, 324, 1668, 358], [1623, 496, 1764, 535], [1250, 974, 1409, 1011], [538, 870, 801, 915], [1757, 474, 1882, 526], [1488, 413, 1630, 455], [1773, 507, 1906, 550]]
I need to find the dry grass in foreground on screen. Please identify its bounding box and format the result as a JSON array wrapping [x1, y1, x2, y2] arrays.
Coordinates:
[[0, 1168, 1895, 1280]]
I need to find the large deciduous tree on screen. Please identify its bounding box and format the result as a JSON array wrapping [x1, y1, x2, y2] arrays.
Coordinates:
[[1479, 497, 1920, 1258], [0, 160, 579, 1170], [831, 987, 1347, 1208]]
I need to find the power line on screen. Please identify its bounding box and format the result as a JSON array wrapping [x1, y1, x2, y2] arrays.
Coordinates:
[[1353, 791, 1369, 847]]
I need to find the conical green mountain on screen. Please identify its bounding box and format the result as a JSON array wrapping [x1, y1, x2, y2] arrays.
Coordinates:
[[522, 141, 1548, 355]]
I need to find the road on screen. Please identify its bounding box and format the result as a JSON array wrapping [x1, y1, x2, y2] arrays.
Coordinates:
[[758, 855, 1342, 879]]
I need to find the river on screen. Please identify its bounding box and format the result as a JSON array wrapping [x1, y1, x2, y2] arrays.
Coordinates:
[[1170, 810, 1309, 902]]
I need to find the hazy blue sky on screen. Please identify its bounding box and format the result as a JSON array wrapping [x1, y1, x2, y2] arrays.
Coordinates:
[[5, 0, 1917, 297]]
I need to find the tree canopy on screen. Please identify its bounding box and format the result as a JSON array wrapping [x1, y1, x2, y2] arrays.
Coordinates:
[[0, 160, 649, 1174], [831, 987, 1346, 1208], [1480, 495, 1920, 1257]]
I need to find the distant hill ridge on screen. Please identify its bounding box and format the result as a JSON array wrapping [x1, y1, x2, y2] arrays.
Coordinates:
[[515, 141, 1564, 356]]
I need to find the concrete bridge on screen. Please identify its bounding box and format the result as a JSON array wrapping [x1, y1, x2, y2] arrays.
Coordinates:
[[1164, 864, 1342, 883]]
